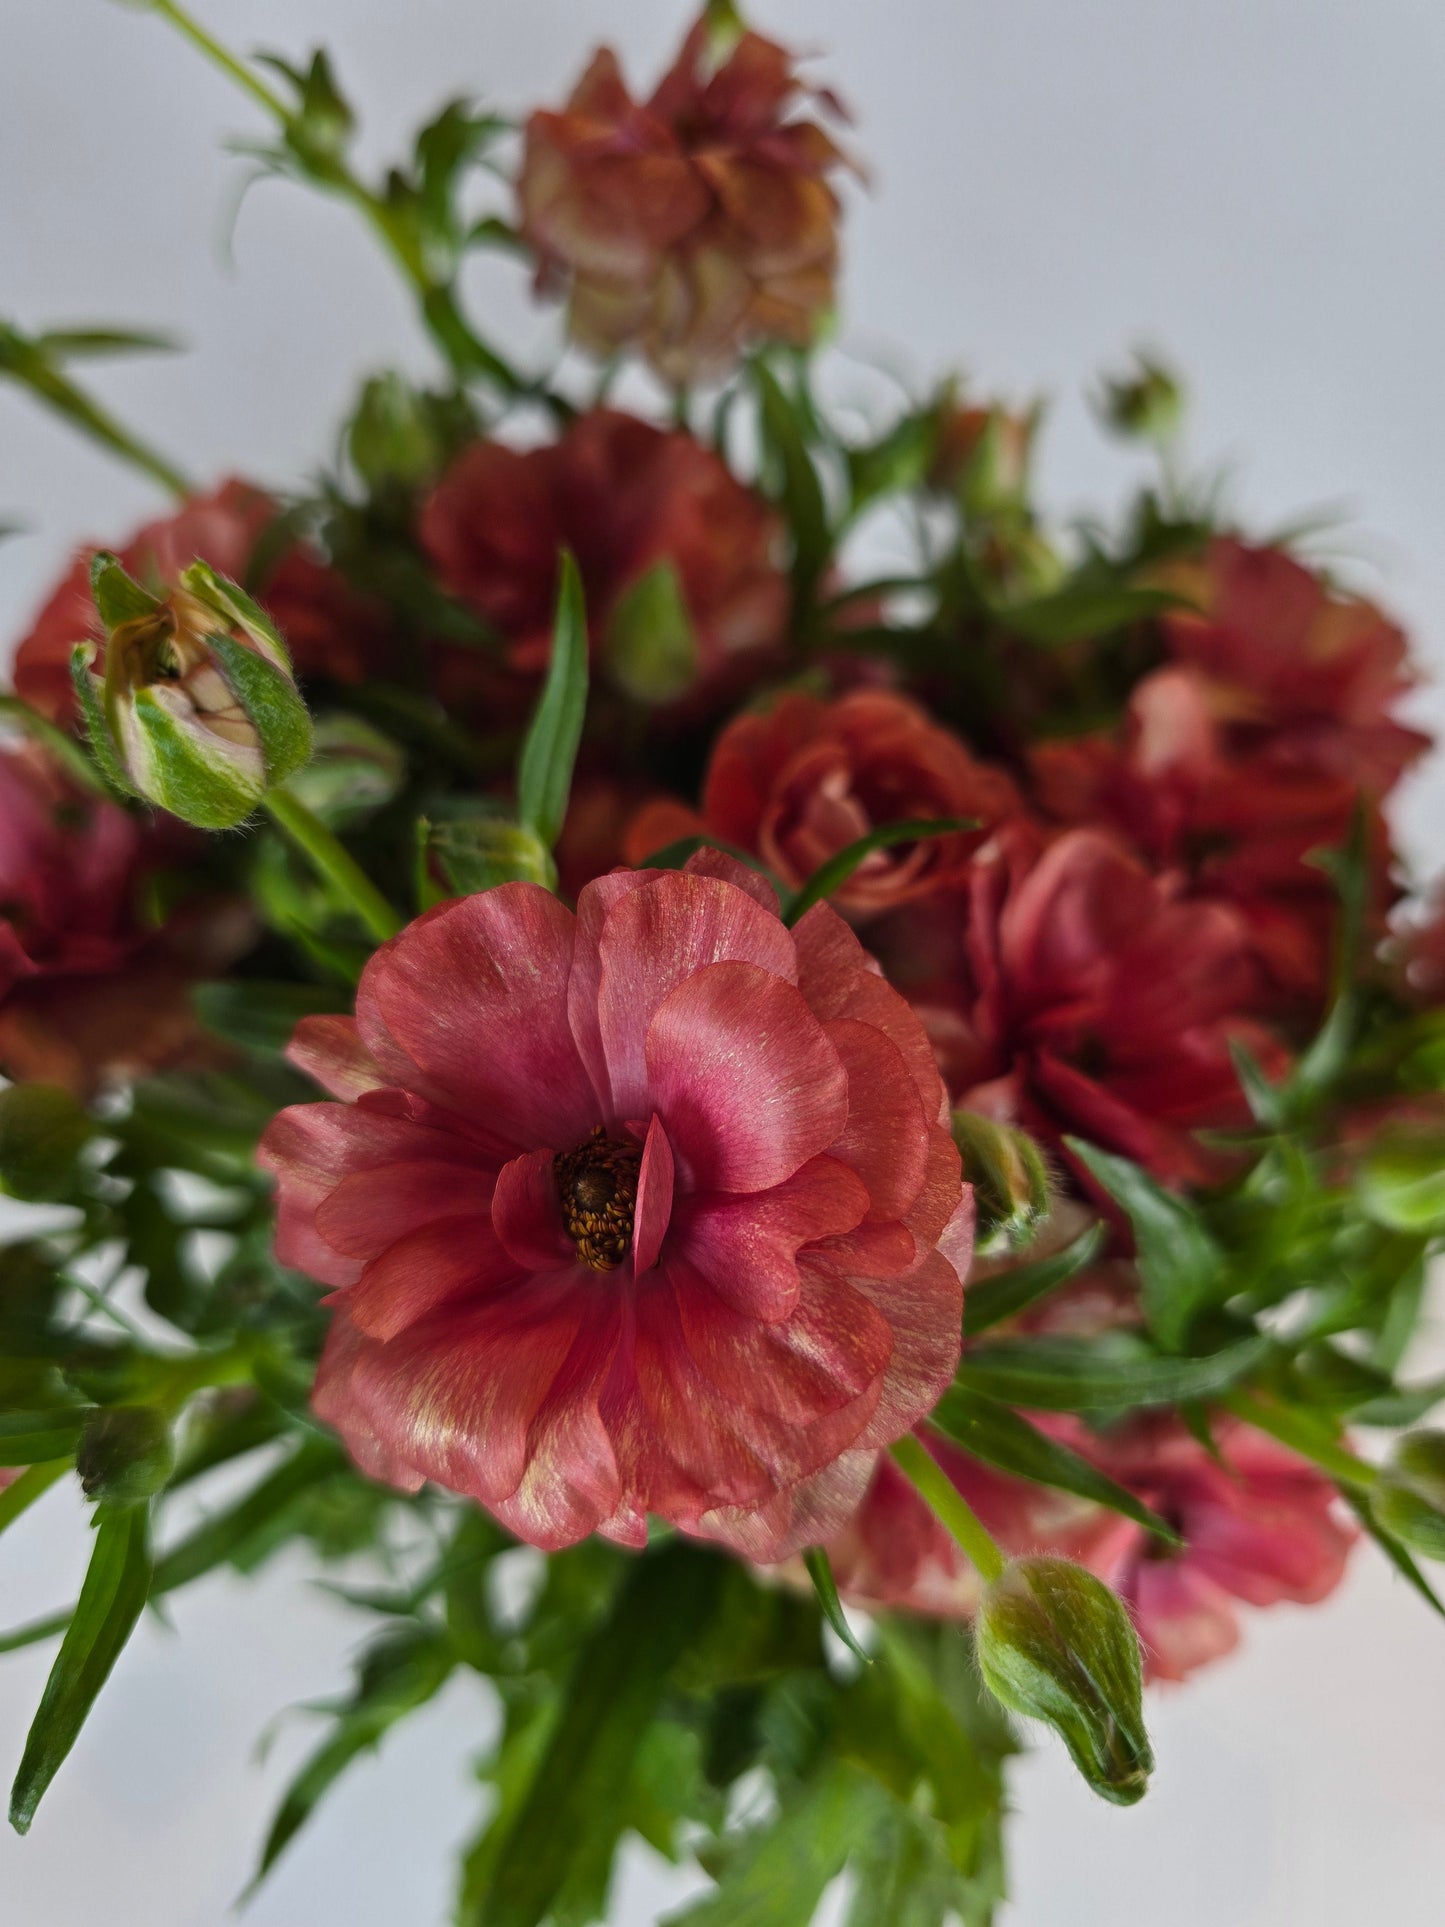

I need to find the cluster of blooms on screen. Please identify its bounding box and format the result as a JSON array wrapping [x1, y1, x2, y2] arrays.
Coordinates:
[[3, 20, 1442, 1866]]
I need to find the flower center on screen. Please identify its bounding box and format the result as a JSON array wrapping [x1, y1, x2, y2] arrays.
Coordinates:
[[554, 1127, 642, 1272]]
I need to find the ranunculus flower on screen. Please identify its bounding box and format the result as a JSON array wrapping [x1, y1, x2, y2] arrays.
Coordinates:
[[821, 1422, 1138, 1620], [419, 410, 786, 699], [258, 851, 971, 1557], [0, 743, 250, 1093], [1086, 1415, 1357, 1681], [623, 690, 1021, 916], [12, 479, 387, 723], [519, 17, 849, 382], [1156, 538, 1427, 796], [1030, 666, 1384, 1018], [876, 824, 1275, 1186]]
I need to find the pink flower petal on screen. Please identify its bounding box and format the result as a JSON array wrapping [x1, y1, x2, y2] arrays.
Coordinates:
[[823, 1017, 931, 1221], [699, 1446, 879, 1563], [681, 845, 782, 914], [287, 1015, 387, 1099], [568, 869, 659, 1112], [670, 1153, 868, 1319], [492, 1148, 578, 1272], [314, 1160, 495, 1260], [342, 1215, 520, 1343], [632, 1113, 675, 1274], [645, 960, 847, 1191]]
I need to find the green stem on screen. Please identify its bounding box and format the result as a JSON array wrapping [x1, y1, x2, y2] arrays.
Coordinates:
[[0, 325, 191, 500], [263, 786, 403, 945], [892, 1434, 1007, 1583], [149, 0, 289, 118], [1221, 1389, 1378, 1490]]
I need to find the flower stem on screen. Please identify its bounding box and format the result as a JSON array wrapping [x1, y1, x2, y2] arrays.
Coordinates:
[[1221, 1389, 1378, 1490], [892, 1433, 1007, 1582], [263, 786, 403, 945]]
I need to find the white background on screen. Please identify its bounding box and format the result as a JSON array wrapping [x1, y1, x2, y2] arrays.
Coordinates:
[[2, 3, 1444, 1922]]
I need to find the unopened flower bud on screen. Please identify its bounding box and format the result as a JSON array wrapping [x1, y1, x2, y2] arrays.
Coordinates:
[[72, 553, 313, 829], [1097, 353, 1184, 444], [1357, 1122, 1445, 1234], [422, 809, 558, 903], [603, 562, 700, 705], [1371, 1430, 1445, 1562], [930, 395, 1038, 516], [976, 1555, 1153, 1806], [76, 1405, 175, 1508], [952, 1110, 1052, 1253]]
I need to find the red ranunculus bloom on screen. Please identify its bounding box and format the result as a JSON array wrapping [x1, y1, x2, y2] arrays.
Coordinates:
[[0, 743, 250, 1093], [821, 1422, 1139, 1620], [419, 410, 786, 697], [259, 851, 971, 1556], [12, 478, 387, 722], [879, 823, 1275, 1186], [623, 690, 1022, 916], [1157, 538, 1428, 796], [1030, 665, 1381, 1018], [519, 18, 849, 381], [1087, 1415, 1357, 1681]]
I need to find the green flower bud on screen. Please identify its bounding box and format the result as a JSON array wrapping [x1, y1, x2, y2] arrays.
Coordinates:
[[72, 553, 313, 830], [76, 1405, 175, 1508], [951, 1110, 1052, 1253], [348, 373, 450, 491], [603, 562, 699, 704], [421, 809, 558, 903], [1357, 1122, 1445, 1233], [976, 1556, 1153, 1806], [0, 1083, 92, 1203], [1371, 1430, 1445, 1562], [1097, 353, 1184, 445]]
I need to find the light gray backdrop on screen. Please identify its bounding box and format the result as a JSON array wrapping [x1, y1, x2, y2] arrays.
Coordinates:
[[1, 4, 1443, 1923]]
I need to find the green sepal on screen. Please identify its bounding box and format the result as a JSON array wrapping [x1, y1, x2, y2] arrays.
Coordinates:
[[69, 645, 137, 798], [88, 550, 160, 631], [181, 559, 293, 671], [207, 631, 313, 783], [130, 687, 266, 829]]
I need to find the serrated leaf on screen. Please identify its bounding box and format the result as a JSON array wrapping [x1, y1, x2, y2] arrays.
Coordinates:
[[928, 1392, 1181, 1544], [516, 551, 588, 853], [1066, 1138, 1226, 1351], [784, 819, 974, 926], [955, 1334, 1270, 1412], [963, 1221, 1107, 1337], [9, 1502, 152, 1833], [801, 1547, 870, 1664]]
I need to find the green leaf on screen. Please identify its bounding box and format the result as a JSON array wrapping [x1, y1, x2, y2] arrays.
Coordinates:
[[191, 980, 350, 1055], [955, 1334, 1271, 1412], [603, 560, 699, 703], [9, 1502, 152, 1833], [801, 1548, 870, 1664], [753, 359, 831, 608], [963, 1221, 1106, 1337], [1066, 1139, 1226, 1351], [465, 1542, 723, 1927], [516, 551, 588, 853], [1342, 1490, 1445, 1623], [928, 1393, 1181, 1545], [0, 1409, 92, 1467], [247, 1630, 454, 1894], [33, 327, 181, 360], [151, 1438, 345, 1596], [0, 1084, 92, 1202], [784, 819, 973, 926], [666, 1761, 879, 1927], [998, 583, 1183, 646]]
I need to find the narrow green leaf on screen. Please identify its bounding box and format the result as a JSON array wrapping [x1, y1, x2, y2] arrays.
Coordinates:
[[9, 1503, 152, 1833], [466, 1542, 722, 1927], [753, 359, 831, 605], [151, 1438, 344, 1595], [928, 1393, 1181, 1545], [0, 1409, 92, 1467], [1065, 1138, 1225, 1351], [802, 1547, 870, 1664], [785, 819, 973, 926], [33, 327, 182, 360], [999, 583, 1183, 647], [0, 1462, 69, 1539], [516, 550, 588, 852], [963, 1222, 1106, 1337], [1343, 1490, 1445, 1623], [955, 1334, 1271, 1412], [190, 980, 350, 1055]]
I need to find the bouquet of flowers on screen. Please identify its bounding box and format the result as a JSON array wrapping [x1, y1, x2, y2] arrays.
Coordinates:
[[3, 5, 1443, 1921]]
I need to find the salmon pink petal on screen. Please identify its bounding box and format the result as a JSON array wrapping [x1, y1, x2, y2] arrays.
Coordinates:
[[632, 1113, 675, 1274], [848, 1247, 964, 1449], [670, 1154, 868, 1319], [700, 1448, 878, 1564], [342, 1216, 519, 1343], [568, 868, 659, 1111], [1129, 1562, 1241, 1682], [287, 1015, 388, 1099], [681, 845, 782, 914], [595, 871, 798, 1118], [823, 1017, 931, 1220], [645, 960, 847, 1190], [314, 1160, 495, 1260], [492, 1148, 577, 1272], [360, 884, 595, 1146], [312, 1311, 427, 1494]]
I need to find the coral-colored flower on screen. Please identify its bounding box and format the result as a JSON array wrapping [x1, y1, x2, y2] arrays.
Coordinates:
[[1157, 538, 1427, 795], [877, 824, 1274, 1185], [12, 479, 386, 723], [1088, 1416, 1357, 1681], [259, 851, 970, 1556], [1030, 666, 1382, 1018], [519, 18, 849, 381], [419, 411, 786, 697], [0, 743, 250, 1093], [822, 1423, 1138, 1619], [624, 690, 1021, 916]]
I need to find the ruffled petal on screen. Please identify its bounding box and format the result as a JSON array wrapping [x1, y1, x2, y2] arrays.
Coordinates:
[[669, 1153, 868, 1319]]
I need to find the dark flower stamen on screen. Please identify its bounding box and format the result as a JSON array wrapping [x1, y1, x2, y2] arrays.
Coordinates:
[[555, 1126, 643, 1271]]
